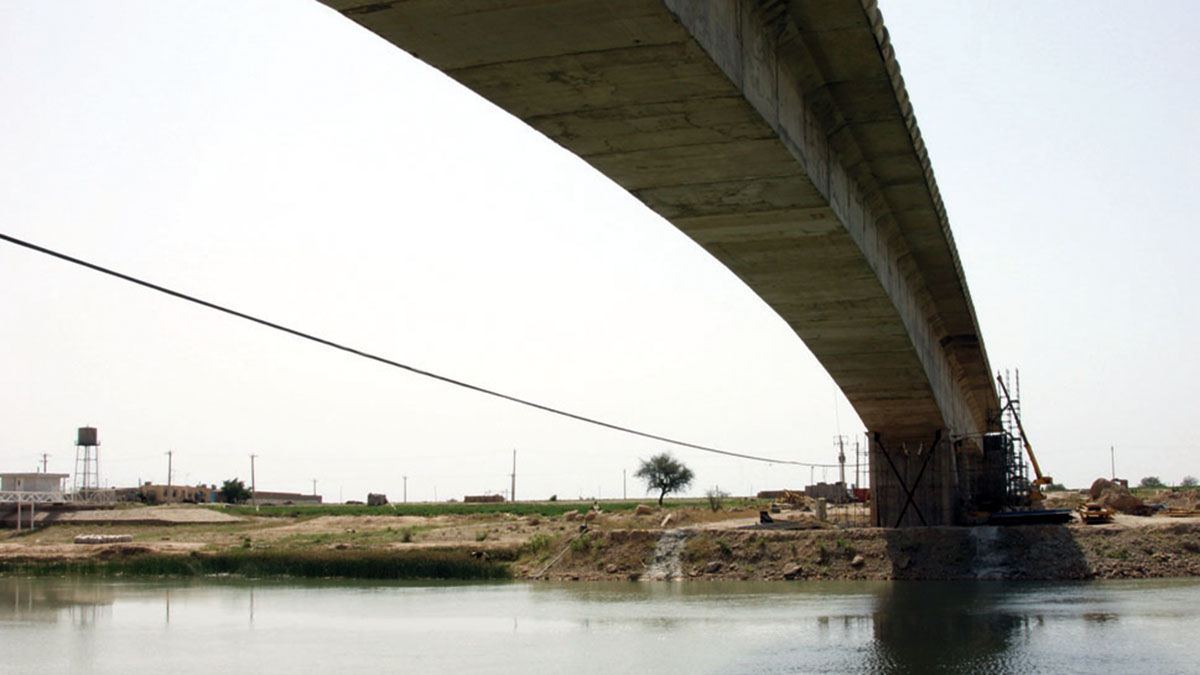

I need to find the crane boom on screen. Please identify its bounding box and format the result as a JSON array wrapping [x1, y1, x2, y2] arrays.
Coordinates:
[[996, 375, 1052, 487]]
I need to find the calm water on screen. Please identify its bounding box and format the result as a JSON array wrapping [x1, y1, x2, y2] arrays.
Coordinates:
[[2, 577, 1198, 673]]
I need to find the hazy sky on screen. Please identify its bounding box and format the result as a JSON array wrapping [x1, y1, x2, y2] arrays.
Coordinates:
[[2, 1, 1196, 501]]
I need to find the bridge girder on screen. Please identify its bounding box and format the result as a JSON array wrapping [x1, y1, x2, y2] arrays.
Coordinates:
[[324, 0, 1001, 523]]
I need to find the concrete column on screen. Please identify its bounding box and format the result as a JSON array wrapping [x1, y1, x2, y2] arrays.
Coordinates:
[[870, 431, 959, 527]]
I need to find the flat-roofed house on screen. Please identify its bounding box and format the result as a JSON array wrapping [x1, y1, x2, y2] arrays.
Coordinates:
[[1, 473, 68, 493]]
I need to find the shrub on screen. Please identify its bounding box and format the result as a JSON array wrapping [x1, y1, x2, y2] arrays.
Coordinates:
[[706, 487, 730, 512], [716, 539, 732, 557], [521, 533, 553, 555]]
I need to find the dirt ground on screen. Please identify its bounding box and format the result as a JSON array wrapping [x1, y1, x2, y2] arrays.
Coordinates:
[[3, 503, 1199, 581]]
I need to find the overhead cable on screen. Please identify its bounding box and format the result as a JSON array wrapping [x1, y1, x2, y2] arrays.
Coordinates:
[[1, 231, 842, 469]]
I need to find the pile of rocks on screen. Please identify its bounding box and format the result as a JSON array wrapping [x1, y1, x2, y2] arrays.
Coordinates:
[[1089, 478, 1150, 515]]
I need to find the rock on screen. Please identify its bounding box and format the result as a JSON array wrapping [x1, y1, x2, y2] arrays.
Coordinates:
[[850, 554, 865, 567], [635, 504, 654, 516], [605, 563, 619, 574], [703, 561, 723, 574], [335, 543, 350, 550], [563, 510, 579, 521], [527, 517, 540, 526], [584, 510, 597, 521], [660, 513, 674, 528], [783, 565, 804, 580]]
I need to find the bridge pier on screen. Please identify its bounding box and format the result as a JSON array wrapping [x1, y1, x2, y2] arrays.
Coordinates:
[[869, 431, 962, 527]]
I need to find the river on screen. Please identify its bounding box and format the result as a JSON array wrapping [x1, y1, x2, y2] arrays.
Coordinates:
[[3, 577, 1197, 673]]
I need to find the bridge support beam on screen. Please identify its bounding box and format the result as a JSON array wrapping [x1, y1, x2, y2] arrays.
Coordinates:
[[869, 431, 961, 527]]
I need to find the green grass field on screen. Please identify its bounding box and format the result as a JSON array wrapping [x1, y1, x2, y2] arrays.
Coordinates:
[[210, 497, 760, 519]]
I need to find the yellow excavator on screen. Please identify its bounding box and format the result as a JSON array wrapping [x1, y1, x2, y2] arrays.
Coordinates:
[[996, 375, 1053, 503]]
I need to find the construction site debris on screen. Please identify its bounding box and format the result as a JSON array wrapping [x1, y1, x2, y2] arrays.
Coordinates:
[[1089, 478, 1150, 515]]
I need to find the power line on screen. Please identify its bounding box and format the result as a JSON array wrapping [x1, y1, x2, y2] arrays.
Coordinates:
[[1, 231, 842, 469]]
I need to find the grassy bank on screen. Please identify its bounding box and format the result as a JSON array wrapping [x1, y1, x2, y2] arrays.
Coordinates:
[[0, 549, 512, 581]]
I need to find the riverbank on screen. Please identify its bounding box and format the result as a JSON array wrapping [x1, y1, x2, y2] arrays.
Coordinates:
[[2, 503, 1198, 581], [528, 517, 1200, 581]]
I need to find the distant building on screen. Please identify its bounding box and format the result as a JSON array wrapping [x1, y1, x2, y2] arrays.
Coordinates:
[[464, 494, 504, 503], [805, 482, 850, 503], [1, 473, 69, 494], [246, 491, 322, 506], [139, 483, 216, 504]]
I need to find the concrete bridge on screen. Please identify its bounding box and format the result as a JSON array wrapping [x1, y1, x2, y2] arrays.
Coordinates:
[[322, 0, 1002, 526]]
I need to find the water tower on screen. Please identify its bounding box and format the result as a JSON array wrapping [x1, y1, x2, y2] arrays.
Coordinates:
[[74, 426, 100, 496]]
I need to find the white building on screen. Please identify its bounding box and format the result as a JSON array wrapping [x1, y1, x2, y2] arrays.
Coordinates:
[[1, 473, 69, 493]]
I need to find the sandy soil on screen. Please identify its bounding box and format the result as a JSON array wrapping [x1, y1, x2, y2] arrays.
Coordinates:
[[51, 505, 243, 524]]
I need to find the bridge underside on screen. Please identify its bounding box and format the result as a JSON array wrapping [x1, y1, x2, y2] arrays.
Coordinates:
[[324, 0, 1003, 525]]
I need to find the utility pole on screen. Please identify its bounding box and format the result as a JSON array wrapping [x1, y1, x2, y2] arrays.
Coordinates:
[[312, 479, 317, 497], [837, 436, 847, 503], [623, 469, 627, 501], [41, 453, 49, 473], [403, 475, 408, 503], [838, 436, 846, 485], [855, 438, 861, 492], [250, 454, 258, 512], [510, 449, 516, 503], [165, 450, 173, 487], [1111, 446, 1116, 480]]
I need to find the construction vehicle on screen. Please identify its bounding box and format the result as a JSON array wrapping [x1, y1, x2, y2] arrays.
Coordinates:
[[996, 375, 1053, 502], [1077, 503, 1115, 524]]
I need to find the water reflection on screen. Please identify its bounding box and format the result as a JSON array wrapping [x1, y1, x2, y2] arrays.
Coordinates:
[[870, 582, 1030, 673], [1, 578, 1196, 674], [0, 578, 113, 625]]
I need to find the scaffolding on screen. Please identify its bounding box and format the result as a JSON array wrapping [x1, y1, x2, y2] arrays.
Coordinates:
[[984, 370, 1034, 511]]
